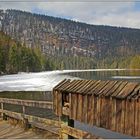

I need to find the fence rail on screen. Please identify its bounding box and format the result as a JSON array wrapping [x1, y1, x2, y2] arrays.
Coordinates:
[[0, 98, 53, 109]]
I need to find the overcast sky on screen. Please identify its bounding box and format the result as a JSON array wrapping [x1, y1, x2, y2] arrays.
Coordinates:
[[0, 0, 140, 29]]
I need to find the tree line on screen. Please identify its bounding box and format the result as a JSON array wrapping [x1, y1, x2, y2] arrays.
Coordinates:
[[0, 31, 54, 74], [0, 31, 139, 75]]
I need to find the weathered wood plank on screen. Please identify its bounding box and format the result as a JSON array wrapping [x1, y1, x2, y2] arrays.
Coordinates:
[[116, 99, 122, 133], [62, 126, 93, 139], [128, 99, 134, 136], [124, 100, 132, 136], [82, 95, 88, 123], [131, 99, 135, 136], [93, 96, 98, 125], [104, 97, 109, 129], [30, 121, 59, 135], [0, 98, 53, 110], [111, 82, 128, 97], [53, 90, 57, 115], [96, 97, 101, 127], [69, 93, 72, 119], [124, 99, 128, 135], [91, 95, 95, 125], [0, 109, 61, 127], [90, 81, 106, 94], [86, 80, 101, 94], [69, 80, 86, 93], [105, 81, 123, 97], [138, 99, 140, 137], [76, 80, 92, 94], [0, 103, 4, 118], [94, 81, 110, 96], [99, 81, 118, 97], [117, 83, 138, 99], [0, 120, 57, 139], [81, 80, 96, 94], [135, 99, 140, 137], [127, 85, 140, 99], [87, 95, 92, 125], [64, 80, 81, 92], [53, 79, 67, 90], [100, 97, 107, 128], [57, 91, 62, 116], [77, 94, 83, 122], [107, 98, 112, 129], [120, 100, 125, 134], [71, 93, 77, 120], [134, 99, 138, 137], [110, 98, 116, 131], [58, 79, 72, 91]]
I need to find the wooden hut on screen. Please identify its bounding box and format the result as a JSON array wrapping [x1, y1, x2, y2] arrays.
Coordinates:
[[53, 79, 140, 138]]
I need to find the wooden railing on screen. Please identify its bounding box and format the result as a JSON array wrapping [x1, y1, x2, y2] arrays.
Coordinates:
[[0, 98, 53, 109], [0, 98, 99, 139]]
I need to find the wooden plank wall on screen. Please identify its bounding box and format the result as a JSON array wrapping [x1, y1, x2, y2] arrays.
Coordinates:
[[83, 97, 139, 137], [53, 80, 140, 138], [56, 92, 140, 138]]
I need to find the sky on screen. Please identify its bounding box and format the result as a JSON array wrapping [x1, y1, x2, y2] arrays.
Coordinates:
[[0, 0, 140, 29]]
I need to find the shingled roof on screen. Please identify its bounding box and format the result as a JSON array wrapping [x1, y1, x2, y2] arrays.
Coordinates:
[[54, 79, 140, 99]]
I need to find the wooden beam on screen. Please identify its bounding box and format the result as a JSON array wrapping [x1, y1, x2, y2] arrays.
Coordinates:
[[0, 103, 3, 118], [0, 109, 61, 127], [61, 125, 99, 139], [0, 98, 53, 109]]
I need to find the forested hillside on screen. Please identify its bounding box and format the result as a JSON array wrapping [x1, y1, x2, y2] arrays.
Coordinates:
[[0, 9, 140, 71], [0, 31, 48, 74], [0, 31, 98, 74], [0, 9, 140, 58]]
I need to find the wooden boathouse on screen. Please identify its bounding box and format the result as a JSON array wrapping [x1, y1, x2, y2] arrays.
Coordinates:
[[53, 79, 140, 138], [0, 79, 139, 139]]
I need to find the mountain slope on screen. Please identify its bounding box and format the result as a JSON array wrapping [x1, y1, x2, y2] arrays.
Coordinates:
[[0, 9, 140, 59]]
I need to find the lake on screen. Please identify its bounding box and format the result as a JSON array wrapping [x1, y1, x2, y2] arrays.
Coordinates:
[[0, 69, 140, 138], [0, 69, 140, 92]]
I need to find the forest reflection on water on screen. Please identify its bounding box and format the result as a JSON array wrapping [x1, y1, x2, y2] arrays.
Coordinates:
[[67, 70, 140, 82], [0, 91, 52, 101]]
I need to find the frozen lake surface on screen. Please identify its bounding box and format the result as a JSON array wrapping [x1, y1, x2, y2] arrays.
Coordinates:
[[0, 69, 140, 91]]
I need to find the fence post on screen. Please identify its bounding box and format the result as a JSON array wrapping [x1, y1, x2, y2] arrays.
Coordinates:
[[22, 105, 25, 114], [60, 115, 74, 139], [68, 117, 74, 139], [22, 105, 30, 130], [1, 103, 3, 118], [1, 102, 7, 120], [61, 115, 68, 139]]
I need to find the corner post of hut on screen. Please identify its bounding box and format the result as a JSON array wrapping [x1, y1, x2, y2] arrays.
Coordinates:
[[53, 80, 74, 139]]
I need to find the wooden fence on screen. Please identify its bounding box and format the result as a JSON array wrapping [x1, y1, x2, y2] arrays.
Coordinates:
[[0, 98, 99, 139]]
